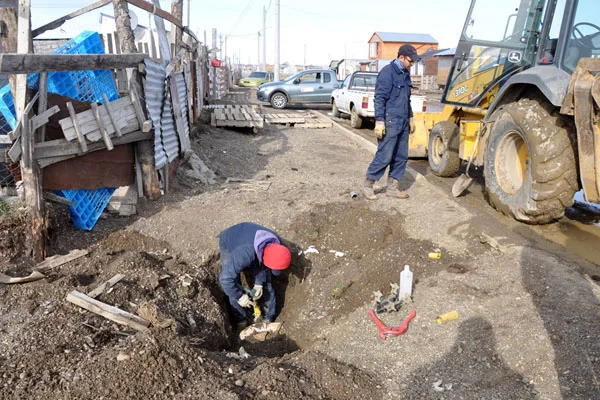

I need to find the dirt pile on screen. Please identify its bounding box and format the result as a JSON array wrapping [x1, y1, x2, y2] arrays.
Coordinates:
[[0, 230, 383, 399]]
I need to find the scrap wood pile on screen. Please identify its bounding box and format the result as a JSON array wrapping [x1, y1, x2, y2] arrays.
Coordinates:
[[206, 103, 332, 130]]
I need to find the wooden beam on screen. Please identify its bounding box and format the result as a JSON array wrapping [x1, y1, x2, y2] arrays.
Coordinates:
[[66, 102, 88, 152], [34, 249, 88, 274], [14, 0, 30, 121], [91, 103, 114, 150], [124, 0, 183, 28], [150, 0, 171, 63], [43, 191, 75, 206], [35, 130, 148, 160], [32, 0, 112, 38], [66, 290, 150, 332], [102, 93, 123, 137], [0, 53, 147, 74]]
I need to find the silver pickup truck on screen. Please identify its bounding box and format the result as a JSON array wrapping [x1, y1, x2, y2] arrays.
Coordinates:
[[257, 69, 341, 109], [331, 71, 426, 128]]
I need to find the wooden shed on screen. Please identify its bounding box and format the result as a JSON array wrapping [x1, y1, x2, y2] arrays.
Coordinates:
[[368, 32, 438, 60]]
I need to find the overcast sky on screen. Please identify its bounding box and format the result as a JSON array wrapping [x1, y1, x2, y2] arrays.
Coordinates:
[[31, 0, 472, 66]]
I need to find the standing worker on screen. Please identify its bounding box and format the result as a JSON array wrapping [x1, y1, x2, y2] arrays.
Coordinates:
[[363, 44, 420, 200], [217, 222, 292, 329]]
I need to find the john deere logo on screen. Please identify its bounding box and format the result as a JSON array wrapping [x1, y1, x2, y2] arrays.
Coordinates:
[[508, 51, 522, 63]]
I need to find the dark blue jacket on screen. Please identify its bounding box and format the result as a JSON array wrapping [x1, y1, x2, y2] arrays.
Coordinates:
[[217, 222, 281, 300], [374, 59, 413, 132]]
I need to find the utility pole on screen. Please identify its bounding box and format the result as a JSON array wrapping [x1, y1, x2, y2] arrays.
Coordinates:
[[186, 0, 190, 27], [274, 0, 280, 80], [257, 31, 261, 70], [304, 44, 306, 70], [262, 6, 266, 71], [219, 33, 223, 60]]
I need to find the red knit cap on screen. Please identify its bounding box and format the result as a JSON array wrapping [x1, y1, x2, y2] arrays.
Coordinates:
[[263, 243, 291, 270]]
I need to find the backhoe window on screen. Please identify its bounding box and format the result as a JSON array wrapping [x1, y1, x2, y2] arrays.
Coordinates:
[[465, 0, 529, 43], [562, 0, 600, 72]]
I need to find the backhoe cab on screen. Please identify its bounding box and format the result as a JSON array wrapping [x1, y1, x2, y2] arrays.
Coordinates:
[[426, 0, 600, 224]]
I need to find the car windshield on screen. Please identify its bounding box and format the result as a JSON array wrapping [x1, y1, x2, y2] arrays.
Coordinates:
[[249, 72, 267, 78]]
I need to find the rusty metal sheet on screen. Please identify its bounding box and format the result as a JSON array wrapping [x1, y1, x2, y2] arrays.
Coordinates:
[[42, 144, 134, 190]]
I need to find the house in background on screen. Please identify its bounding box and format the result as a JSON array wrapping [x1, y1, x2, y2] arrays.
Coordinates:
[[368, 32, 438, 60], [367, 32, 438, 77]]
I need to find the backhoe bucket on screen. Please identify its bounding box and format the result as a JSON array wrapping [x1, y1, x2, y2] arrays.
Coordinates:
[[561, 58, 600, 203]]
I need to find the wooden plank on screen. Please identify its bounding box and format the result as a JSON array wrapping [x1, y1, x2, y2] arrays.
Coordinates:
[[106, 32, 114, 54], [59, 96, 136, 141], [37, 72, 47, 142], [91, 103, 114, 150], [34, 249, 88, 274], [0, 53, 146, 74], [31, 105, 60, 131], [8, 137, 21, 162], [150, 0, 171, 63], [88, 274, 125, 299], [102, 93, 123, 137], [129, 87, 152, 132], [32, 0, 112, 38], [66, 290, 150, 332], [66, 102, 88, 152], [35, 130, 148, 160]]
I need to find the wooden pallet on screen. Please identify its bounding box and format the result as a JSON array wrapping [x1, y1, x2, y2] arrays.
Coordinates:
[[263, 113, 306, 124], [211, 105, 264, 128], [294, 112, 332, 129]]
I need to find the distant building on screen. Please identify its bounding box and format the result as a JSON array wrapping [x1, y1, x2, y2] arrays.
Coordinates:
[[332, 59, 376, 80], [368, 32, 438, 60]]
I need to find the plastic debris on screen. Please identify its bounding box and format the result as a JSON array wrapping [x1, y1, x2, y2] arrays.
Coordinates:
[[436, 310, 459, 324]]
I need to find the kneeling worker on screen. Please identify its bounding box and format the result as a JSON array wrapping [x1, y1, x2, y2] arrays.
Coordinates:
[[217, 222, 291, 328]]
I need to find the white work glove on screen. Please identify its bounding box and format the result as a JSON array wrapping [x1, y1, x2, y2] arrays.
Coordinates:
[[409, 118, 416, 134], [238, 294, 252, 308], [374, 121, 386, 139], [252, 285, 263, 300]]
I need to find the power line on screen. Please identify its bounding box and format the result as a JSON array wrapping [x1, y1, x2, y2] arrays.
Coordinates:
[[228, 0, 256, 36]]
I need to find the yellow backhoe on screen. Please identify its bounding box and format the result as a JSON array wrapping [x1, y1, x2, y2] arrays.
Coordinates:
[[409, 0, 600, 224]]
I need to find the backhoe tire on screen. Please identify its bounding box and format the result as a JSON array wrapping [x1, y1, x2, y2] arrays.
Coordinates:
[[332, 101, 341, 117], [428, 121, 460, 177], [484, 98, 578, 224], [350, 106, 363, 129], [270, 92, 288, 109]]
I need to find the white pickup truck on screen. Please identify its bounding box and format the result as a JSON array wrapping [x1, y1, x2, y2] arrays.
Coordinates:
[[330, 71, 426, 128]]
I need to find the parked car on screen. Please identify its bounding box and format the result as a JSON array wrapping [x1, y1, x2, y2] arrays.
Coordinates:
[[257, 69, 341, 109], [238, 71, 274, 88], [331, 71, 427, 128]]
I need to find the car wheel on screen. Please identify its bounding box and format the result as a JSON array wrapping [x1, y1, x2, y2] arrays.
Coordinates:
[[350, 106, 363, 129], [270, 92, 288, 109], [484, 99, 578, 224], [428, 121, 460, 177], [332, 101, 341, 118]]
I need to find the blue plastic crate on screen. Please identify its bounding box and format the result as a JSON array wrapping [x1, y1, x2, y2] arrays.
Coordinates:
[[0, 31, 118, 129], [55, 188, 116, 231]]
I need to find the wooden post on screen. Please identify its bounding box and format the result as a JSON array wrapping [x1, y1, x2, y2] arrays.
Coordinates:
[[150, 0, 171, 64], [16, 0, 45, 261], [168, 0, 183, 55], [112, 0, 160, 200], [0, 7, 17, 99]]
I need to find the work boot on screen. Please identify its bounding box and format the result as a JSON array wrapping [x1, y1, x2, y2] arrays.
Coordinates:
[[387, 177, 409, 199], [362, 178, 377, 200]]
